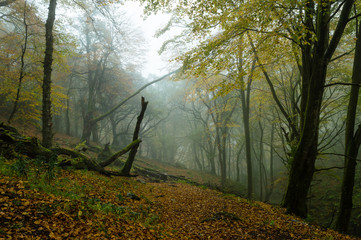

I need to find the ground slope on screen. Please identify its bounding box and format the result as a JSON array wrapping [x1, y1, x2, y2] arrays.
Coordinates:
[[0, 168, 359, 240]]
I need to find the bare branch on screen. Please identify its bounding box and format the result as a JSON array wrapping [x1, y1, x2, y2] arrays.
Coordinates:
[[320, 152, 361, 162], [324, 82, 361, 87], [314, 166, 344, 172], [330, 47, 355, 62]]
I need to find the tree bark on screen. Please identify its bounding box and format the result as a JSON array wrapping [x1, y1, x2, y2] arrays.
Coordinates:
[[219, 126, 228, 187], [258, 120, 264, 201], [204, 122, 216, 174], [237, 39, 255, 198], [42, 0, 57, 148], [121, 97, 148, 176], [334, 22, 361, 233], [282, 0, 354, 218], [240, 75, 253, 199], [99, 139, 141, 168], [235, 144, 243, 182], [265, 123, 275, 202]]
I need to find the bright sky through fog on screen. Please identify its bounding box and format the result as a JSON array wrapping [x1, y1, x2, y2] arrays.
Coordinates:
[[123, 2, 171, 78]]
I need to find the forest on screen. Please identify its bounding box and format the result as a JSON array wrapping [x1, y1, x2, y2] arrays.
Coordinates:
[[1, 0, 361, 239]]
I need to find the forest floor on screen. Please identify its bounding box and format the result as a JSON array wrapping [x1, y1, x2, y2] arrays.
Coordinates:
[[0, 165, 360, 239], [0, 121, 359, 239]]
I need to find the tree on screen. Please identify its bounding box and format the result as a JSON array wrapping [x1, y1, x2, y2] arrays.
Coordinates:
[[42, 0, 57, 148], [181, 99, 217, 174], [282, 0, 354, 218], [7, 0, 29, 124], [0, 0, 45, 125], [195, 77, 237, 187], [138, 0, 357, 218], [121, 97, 148, 175], [334, 20, 361, 233], [237, 52, 256, 199], [80, 69, 179, 144]]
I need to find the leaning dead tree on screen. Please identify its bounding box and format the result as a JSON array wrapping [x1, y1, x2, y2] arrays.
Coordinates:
[[0, 97, 149, 177], [121, 97, 148, 176]]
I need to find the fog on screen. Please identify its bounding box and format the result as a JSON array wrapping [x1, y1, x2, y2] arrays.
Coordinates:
[[1, 0, 361, 236]]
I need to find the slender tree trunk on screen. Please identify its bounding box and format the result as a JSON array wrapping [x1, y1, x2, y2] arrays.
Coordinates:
[[74, 100, 80, 137], [42, 0, 57, 148], [209, 151, 216, 174], [228, 134, 231, 179], [65, 97, 70, 135], [192, 143, 203, 170], [241, 85, 252, 199], [214, 124, 225, 186], [220, 126, 228, 186], [121, 97, 148, 175], [200, 147, 205, 171], [8, 1, 28, 124], [299, 0, 314, 127], [258, 120, 264, 201], [265, 123, 275, 202], [82, 112, 94, 142], [236, 144, 244, 182], [206, 127, 216, 174], [109, 114, 119, 147], [238, 44, 255, 198], [335, 22, 361, 233]]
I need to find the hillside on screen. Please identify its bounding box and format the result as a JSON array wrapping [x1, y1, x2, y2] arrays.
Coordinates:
[[0, 168, 359, 239], [0, 124, 359, 239]]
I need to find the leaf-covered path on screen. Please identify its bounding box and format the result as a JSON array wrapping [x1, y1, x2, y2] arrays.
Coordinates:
[[150, 182, 357, 239], [0, 170, 359, 239]]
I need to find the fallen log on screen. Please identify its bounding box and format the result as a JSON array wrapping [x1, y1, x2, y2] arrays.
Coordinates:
[[0, 123, 141, 177], [0, 123, 53, 159], [99, 139, 141, 168]]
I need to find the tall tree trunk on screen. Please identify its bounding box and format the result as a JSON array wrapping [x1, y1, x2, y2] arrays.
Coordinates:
[[109, 114, 119, 147], [206, 126, 216, 174], [241, 84, 252, 199], [74, 100, 80, 137], [121, 97, 148, 175], [282, 0, 353, 218], [42, 0, 57, 148], [8, 1, 28, 124], [265, 123, 275, 202], [228, 134, 231, 179], [82, 112, 94, 142], [192, 143, 203, 171], [258, 120, 264, 201], [65, 97, 70, 135], [334, 22, 361, 233], [299, 0, 314, 127], [236, 144, 244, 182], [200, 146, 205, 171], [283, 61, 326, 217], [238, 44, 255, 198], [209, 149, 216, 174], [214, 124, 225, 186], [219, 126, 228, 187]]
